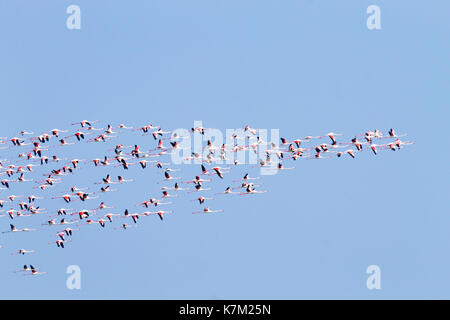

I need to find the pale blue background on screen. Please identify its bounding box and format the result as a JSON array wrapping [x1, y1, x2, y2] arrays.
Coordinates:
[[0, 0, 448, 299]]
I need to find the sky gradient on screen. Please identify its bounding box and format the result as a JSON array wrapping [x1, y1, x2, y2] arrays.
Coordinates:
[[0, 0, 449, 299]]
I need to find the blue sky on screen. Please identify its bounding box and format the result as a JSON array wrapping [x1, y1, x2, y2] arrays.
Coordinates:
[[0, 0, 448, 299]]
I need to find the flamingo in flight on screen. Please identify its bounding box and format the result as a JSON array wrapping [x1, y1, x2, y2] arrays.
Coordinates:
[[192, 207, 224, 214], [187, 184, 212, 194], [240, 184, 267, 195], [191, 196, 214, 204], [158, 171, 181, 184], [145, 210, 173, 221], [22, 265, 47, 276], [0, 120, 412, 277], [72, 120, 98, 128], [12, 249, 35, 255], [215, 187, 239, 195], [3, 224, 36, 233]]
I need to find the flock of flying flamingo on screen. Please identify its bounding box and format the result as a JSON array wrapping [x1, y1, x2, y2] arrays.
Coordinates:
[[0, 120, 412, 276]]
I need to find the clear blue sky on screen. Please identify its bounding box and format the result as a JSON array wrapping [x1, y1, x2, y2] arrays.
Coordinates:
[[0, 0, 448, 299]]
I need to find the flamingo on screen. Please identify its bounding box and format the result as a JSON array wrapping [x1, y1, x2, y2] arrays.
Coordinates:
[[191, 196, 214, 204], [115, 158, 136, 170], [215, 187, 239, 195], [145, 210, 173, 221], [162, 191, 177, 198], [104, 213, 121, 223], [54, 208, 73, 216], [52, 194, 75, 203], [78, 219, 103, 227], [99, 185, 117, 193], [117, 176, 133, 184], [114, 223, 137, 230], [192, 207, 224, 214], [36, 134, 51, 143], [28, 206, 46, 215], [1, 179, 10, 189], [187, 184, 212, 194], [122, 210, 142, 224], [118, 124, 133, 130], [155, 162, 171, 169], [394, 138, 413, 149], [104, 124, 117, 135], [370, 144, 378, 155], [50, 129, 68, 137], [58, 139, 74, 146], [138, 159, 156, 169], [72, 120, 98, 128], [12, 249, 35, 255], [277, 163, 295, 170], [346, 149, 356, 158], [45, 218, 76, 226], [97, 202, 114, 210], [70, 186, 88, 193], [185, 175, 211, 184], [151, 128, 171, 140], [57, 232, 66, 241], [8, 195, 23, 202], [55, 240, 66, 248], [211, 166, 229, 179], [61, 228, 77, 237], [233, 173, 260, 182], [16, 173, 33, 183], [100, 174, 112, 184], [73, 210, 95, 220], [151, 199, 173, 207], [85, 125, 105, 131], [161, 182, 187, 191], [18, 201, 29, 210], [191, 126, 207, 135], [136, 123, 159, 133], [3, 224, 36, 233], [75, 192, 98, 202], [240, 184, 267, 195], [27, 195, 43, 203], [7, 209, 25, 219], [129, 145, 150, 158], [15, 265, 33, 273], [350, 138, 364, 151], [137, 200, 153, 208], [232, 181, 262, 191], [244, 125, 257, 135], [388, 128, 395, 137], [327, 132, 342, 146], [158, 171, 181, 184], [23, 265, 47, 276]]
